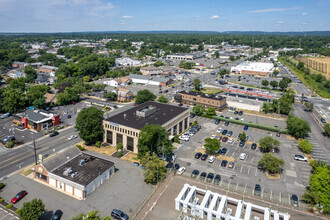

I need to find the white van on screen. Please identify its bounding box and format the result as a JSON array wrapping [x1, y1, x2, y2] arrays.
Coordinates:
[[208, 156, 215, 164]]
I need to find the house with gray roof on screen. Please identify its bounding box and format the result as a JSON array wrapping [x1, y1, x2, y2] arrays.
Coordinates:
[[129, 74, 173, 86]]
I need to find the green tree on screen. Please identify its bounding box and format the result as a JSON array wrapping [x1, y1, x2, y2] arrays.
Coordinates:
[[104, 92, 117, 101], [261, 80, 269, 88], [24, 65, 37, 83], [192, 104, 205, 116], [3, 88, 26, 113], [71, 210, 111, 220], [218, 69, 229, 78], [229, 56, 235, 61], [324, 123, 330, 137], [26, 85, 49, 107], [18, 198, 45, 220], [206, 107, 216, 116], [214, 50, 220, 58], [9, 77, 26, 91], [270, 80, 278, 89], [259, 136, 280, 153], [83, 76, 91, 82], [153, 61, 164, 67], [179, 60, 185, 68], [279, 79, 289, 91], [310, 159, 329, 173], [142, 154, 167, 185], [304, 102, 314, 112], [298, 139, 314, 154], [75, 107, 104, 145], [193, 78, 201, 91], [286, 115, 311, 139], [204, 138, 220, 155], [273, 70, 279, 77], [258, 153, 284, 174], [262, 102, 272, 113], [297, 61, 305, 71], [198, 44, 204, 51], [137, 124, 172, 158], [116, 142, 123, 157], [157, 95, 168, 103], [135, 89, 156, 105], [240, 132, 247, 142]]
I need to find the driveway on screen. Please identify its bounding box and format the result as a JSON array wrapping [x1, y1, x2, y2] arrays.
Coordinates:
[[0, 155, 153, 219]]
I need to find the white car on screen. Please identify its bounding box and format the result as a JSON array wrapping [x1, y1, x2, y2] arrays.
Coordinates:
[[202, 145, 206, 150], [239, 153, 247, 160], [294, 155, 308, 162], [68, 135, 78, 140], [179, 135, 189, 141], [208, 156, 215, 164], [217, 128, 223, 133], [210, 135, 217, 139], [228, 138, 234, 144], [177, 167, 186, 175], [240, 118, 245, 121]]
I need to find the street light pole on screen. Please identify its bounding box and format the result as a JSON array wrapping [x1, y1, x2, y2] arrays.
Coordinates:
[[32, 136, 38, 165]]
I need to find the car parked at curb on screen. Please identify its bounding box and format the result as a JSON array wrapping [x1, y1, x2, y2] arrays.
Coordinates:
[[191, 169, 199, 178], [11, 190, 27, 204], [200, 172, 207, 181], [177, 167, 186, 175], [294, 155, 308, 162]]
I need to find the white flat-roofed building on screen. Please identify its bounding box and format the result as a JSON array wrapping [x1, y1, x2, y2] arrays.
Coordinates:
[[231, 62, 274, 77]]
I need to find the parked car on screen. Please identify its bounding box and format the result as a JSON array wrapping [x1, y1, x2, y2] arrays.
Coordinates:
[[166, 162, 173, 169], [215, 119, 220, 124], [177, 167, 186, 175], [221, 160, 228, 167], [68, 135, 77, 140], [179, 135, 189, 141], [234, 111, 238, 115], [3, 135, 15, 143], [321, 118, 326, 123], [276, 132, 281, 137], [220, 148, 227, 155], [224, 121, 230, 126], [239, 153, 247, 160], [52, 210, 63, 220], [133, 162, 140, 167], [251, 143, 257, 150], [195, 152, 202, 159], [210, 134, 216, 139], [222, 137, 228, 142], [11, 190, 27, 204], [206, 173, 214, 182], [49, 131, 59, 137], [111, 209, 129, 220], [291, 194, 299, 207], [221, 130, 228, 135], [227, 131, 233, 137], [200, 172, 207, 181], [174, 163, 180, 170], [239, 141, 245, 147], [208, 156, 215, 164], [254, 184, 261, 196], [201, 154, 208, 161], [214, 174, 221, 185], [190, 113, 195, 118], [217, 127, 223, 133], [228, 161, 235, 168], [191, 169, 199, 178], [0, 113, 11, 119], [294, 155, 308, 162], [243, 125, 249, 131], [239, 111, 243, 116]]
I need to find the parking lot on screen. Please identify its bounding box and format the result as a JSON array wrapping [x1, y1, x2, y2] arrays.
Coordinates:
[[0, 155, 153, 219], [175, 116, 311, 206], [0, 206, 18, 220]]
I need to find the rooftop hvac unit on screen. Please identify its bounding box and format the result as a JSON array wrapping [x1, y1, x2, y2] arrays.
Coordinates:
[[63, 167, 72, 176], [79, 159, 85, 166], [71, 172, 78, 178]]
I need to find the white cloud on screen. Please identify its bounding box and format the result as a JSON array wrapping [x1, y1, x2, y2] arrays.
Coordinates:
[[277, 21, 284, 24], [249, 7, 301, 13], [122, 15, 132, 19], [302, 12, 307, 16], [209, 15, 219, 19], [302, 22, 308, 25]]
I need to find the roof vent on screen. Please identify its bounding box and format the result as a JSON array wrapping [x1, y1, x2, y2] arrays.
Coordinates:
[[63, 167, 72, 176], [79, 159, 85, 166], [71, 172, 78, 178]]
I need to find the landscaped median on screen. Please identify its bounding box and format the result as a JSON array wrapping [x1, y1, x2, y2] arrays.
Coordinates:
[[204, 114, 287, 133]]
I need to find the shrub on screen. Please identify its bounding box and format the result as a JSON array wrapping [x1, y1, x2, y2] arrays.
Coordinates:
[[76, 145, 85, 151], [6, 204, 12, 209], [190, 120, 198, 127], [298, 139, 314, 154], [95, 141, 102, 148], [0, 182, 4, 189], [117, 143, 123, 157], [174, 135, 180, 144], [5, 140, 15, 148], [15, 209, 21, 214], [0, 198, 4, 203]]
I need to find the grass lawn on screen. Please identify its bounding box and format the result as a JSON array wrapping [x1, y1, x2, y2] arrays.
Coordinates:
[[192, 87, 223, 94]]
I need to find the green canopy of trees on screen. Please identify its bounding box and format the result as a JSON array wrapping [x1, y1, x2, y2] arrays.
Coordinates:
[[71, 210, 111, 220], [192, 104, 205, 116], [193, 78, 201, 91], [135, 89, 156, 105], [298, 139, 314, 154], [206, 107, 216, 116], [259, 136, 280, 153], [157, 95, 168, 103], [18, 198, 45, 220], [204, 138, 220, 155], [258, 153, 284, 174], [75, 107, 104, 145], [286, 115, 311, 138], [24, 65, 37, 83], [324, 123, 330, 137]]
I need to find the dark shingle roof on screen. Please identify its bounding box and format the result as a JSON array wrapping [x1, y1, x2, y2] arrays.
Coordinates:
[[18, 110, 50, 123], [105, 101, 189, 130]]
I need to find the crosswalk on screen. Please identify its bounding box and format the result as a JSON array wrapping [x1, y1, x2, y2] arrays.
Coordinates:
[[308, 136, 330, 164]]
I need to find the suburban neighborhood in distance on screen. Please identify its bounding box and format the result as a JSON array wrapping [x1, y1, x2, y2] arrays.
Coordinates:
[[0, 1, 329, 220]]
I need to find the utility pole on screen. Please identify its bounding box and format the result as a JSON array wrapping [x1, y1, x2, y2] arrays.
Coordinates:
[[33, 136, 38, 165]]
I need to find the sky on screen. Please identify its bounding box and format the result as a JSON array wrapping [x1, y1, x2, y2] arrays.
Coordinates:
[[0, 0, 329, 33]]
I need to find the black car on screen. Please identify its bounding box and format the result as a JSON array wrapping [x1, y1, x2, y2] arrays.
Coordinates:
[[224, 121, 230, 126], [215, 119, 220, 124], [206, 173, 214, 182], [291, 194, 299, 207], [276, 132, 281, 137], [239, 141, 245, 147], [52, 210, 63, 220], [239, 111, 243, 116], [166, 162, 173, 169], [254, 184, 261, 196], [234, 111, 238, 115], [201, 154, 208, 161], [251, 143, 257, 150], [321, 118, 326, 123], [220, 148, 227, 155], [191, 169, 199, 178], [195, 152, 202, 159], [235, 117, 239, 120], [111, 209, 129, 220], [221, 130, 228, 135], [190, 113, 195, 118], [214, 174, 221, 185], [49, 131, 59, 137], [174, 163, 180, 170], [67, 114, 71, 118], [200, 172, 207, 181], [221, 160, 228, 167]]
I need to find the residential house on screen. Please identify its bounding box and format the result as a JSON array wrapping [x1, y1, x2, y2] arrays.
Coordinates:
[[112, 87, 134, 102], [12, 62, 27, 69], [7, 70, 25, 78], [129, 74, 173, 87], [39, 65, 58, 74]]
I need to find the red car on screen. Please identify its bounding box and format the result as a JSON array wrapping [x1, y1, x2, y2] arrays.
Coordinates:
[[11, 190, 27, 204], [222, 137, 228, 142]]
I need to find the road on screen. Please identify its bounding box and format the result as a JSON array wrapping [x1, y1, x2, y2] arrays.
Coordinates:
[[0, 126, 81, 179]]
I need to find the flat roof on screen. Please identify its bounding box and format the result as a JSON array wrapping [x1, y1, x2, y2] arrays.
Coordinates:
[[179, 90, 226, 101], [51, 153, 114, 186], [105, 101, 189, 130]]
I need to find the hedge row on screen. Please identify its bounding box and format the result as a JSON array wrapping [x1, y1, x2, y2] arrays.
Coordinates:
[[211, 116, 284, 133]]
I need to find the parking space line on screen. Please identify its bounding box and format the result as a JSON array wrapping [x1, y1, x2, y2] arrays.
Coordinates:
[[244, 184, 247, 193], [251, 156, 254, 163], [247, 166, 251, 175], [236, 181, 239, 190], [255, 168, 258, 176], [240, 165, 243, 173]]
